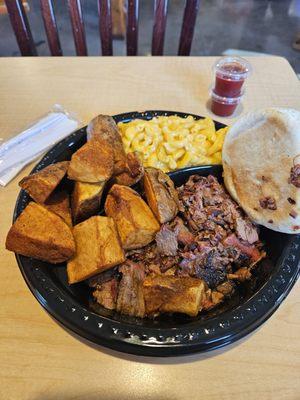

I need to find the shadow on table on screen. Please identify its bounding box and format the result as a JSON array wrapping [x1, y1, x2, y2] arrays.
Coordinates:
[[48, 312, 259, 365]]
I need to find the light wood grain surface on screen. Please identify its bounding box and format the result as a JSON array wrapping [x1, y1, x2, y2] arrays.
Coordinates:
[[0, 57, 299, 400]]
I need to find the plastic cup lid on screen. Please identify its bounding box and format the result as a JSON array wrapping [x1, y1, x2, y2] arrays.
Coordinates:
[[214, 56, 252, 80], [210, 88, 244, 104]]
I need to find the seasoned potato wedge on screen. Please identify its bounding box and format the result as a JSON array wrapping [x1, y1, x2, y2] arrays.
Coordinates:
[[114, 152, 144, 186], [143, 167, 179, 223], [19, 161, 69, 203], [67, 138, 114, 183], [6, 202, 75, 263], [45, 190, 72, 227], [67, 216, 125, 284], [143, 275, 206, 317], [87, 114, 127, 175], [105, 184, 160, 249], [71, 181, 105, 224]]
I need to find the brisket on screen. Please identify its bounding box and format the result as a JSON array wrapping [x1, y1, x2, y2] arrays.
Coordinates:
[[155, 225, 178, 256], [92, 279, 118, 310], [91, 174, 265, 318], [116, 261, 145, 317]]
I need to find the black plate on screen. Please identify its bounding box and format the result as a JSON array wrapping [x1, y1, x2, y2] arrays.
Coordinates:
[[13, 110, 300, 356]]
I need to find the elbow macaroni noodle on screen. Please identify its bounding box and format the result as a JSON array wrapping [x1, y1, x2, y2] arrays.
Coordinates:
[[118, 115, 228, 172]]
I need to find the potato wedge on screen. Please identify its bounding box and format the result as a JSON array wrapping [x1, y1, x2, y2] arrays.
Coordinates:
[[19, 161, 69, 203], [87, 114, 127, 175], [67, 138, 114, 183], [105, 184, 160, 249], [6, 202, 75, 263], [143, 167, 179, 223], [143, 275, 206, 317], [67, 216, 125, 284], [45, 190, 72, 227], [71, 181, 105, 224], [114, 152, 144, 186]]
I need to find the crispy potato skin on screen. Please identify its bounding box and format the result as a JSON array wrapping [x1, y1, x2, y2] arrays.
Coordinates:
[[114, 152, 144, 186], [67, 216, 125, 284], [71, 181, 105, 224], [104, 184, 160, 249], [143, 167, 179, 223], [19, 161, 69, 203], [143, 275, 206, 317], [144, 172, 159, 217], [67, 138, 114, 183], [45, 190, 72, 227], [5, 202, 75, 263], [87, 115, 127, 175]]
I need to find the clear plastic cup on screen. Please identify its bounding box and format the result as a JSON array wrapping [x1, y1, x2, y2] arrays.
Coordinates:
[[213, 56, 251, 97], [210, 89, 243, 117]]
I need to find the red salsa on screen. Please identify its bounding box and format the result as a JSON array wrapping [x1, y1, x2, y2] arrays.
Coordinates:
[[210, 88, 241, 117], [215, 62, 246, 97], [211, 98, 238, 117]]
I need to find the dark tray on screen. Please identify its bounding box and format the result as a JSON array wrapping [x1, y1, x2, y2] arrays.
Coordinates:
[[13, 110, 300, 356]]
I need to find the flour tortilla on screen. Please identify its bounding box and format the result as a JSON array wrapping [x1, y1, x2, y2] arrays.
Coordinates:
[[222, 108, 300, 233]]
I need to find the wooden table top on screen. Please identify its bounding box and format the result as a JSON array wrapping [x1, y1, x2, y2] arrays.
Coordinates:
[[0, 56, 299, 400]]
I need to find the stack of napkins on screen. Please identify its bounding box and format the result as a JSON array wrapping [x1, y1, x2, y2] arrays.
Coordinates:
[[0, 105, 81, 186]]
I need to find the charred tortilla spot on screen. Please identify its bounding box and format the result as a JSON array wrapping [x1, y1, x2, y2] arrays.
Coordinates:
[[259, 196, 277, 210], [289, 210, 297, 219], [287, 197, 296, 205], [289, 164, 300, 188], [268, 219, 273, 223]]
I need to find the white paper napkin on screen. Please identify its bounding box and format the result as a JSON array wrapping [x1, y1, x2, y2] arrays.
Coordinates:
[[0, 105, 81, 186]]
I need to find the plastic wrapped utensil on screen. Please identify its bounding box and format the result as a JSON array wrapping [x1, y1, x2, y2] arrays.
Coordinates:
[[0, 105, 82, 186]]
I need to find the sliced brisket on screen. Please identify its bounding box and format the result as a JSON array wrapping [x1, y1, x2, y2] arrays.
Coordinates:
[[116, 261, 145, 317], [155, 225, 178, 256], [92, 279, 118, 310]]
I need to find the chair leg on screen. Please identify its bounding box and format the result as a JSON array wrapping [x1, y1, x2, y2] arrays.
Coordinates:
[[5, 0, 37, 56], [178, 0, 200, 56]]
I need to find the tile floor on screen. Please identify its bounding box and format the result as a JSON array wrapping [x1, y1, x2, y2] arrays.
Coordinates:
[[0, 0, 299, 73]]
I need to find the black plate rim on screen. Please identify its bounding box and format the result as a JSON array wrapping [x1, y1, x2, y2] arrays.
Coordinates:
[[12, 110, 300, 357]]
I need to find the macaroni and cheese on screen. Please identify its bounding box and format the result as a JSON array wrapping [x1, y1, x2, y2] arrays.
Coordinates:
[[118, 115, 228, 172]]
